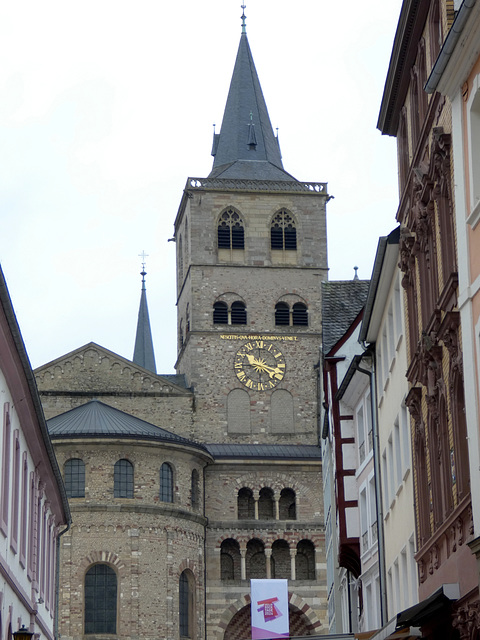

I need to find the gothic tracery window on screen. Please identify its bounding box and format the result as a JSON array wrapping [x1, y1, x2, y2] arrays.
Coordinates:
[[218, 208, 245, 250], [271, 210, 297, 250]]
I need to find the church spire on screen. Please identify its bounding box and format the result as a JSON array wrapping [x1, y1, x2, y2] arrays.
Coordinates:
[[133, 255, 157, 374], [209, 12, 296, 182]]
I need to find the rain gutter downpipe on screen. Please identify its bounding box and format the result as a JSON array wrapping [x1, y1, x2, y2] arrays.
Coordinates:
[[55, 522, 71, 640], [425, 0, 477, 93], [356, 355, 387, 627]]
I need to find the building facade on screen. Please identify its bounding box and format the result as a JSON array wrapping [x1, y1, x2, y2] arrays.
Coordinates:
[[34, 21, 331, 640], [378, 0, 479, 635], [359, 228, 418, 628], [0, 266, 70, 640], [321, 279, 370, 634], [427, 3, 480, 628]]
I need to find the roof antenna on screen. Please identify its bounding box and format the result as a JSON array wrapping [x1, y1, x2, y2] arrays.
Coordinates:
[[241, 3, 247, 33]]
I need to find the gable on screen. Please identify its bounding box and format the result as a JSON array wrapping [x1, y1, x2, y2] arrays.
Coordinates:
[[34, 342, 191, 396]]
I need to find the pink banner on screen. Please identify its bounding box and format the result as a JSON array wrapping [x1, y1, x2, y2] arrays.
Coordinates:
[[250, 579, 289, 639]]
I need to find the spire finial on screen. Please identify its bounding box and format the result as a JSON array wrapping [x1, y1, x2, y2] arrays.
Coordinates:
[[353, 266, 359, 280], [139, 250, 149, 288], [241, 3, 246, 33]]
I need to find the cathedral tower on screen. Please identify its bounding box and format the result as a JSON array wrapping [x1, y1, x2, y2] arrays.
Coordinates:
[[174, 21, 329, 445]]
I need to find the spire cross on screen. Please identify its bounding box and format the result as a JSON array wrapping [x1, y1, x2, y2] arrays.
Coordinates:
[[241, 3, 246, 33], [138, 251, 149, 285], [138, 250, 149, 271]]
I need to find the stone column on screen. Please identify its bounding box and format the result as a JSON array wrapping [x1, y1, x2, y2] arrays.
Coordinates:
[[265, 549, 272, 579], [290, 549, 297, 581], [240, 547, 247, 581], [275, 497, 280, 520], [254, 492, 259, 520]]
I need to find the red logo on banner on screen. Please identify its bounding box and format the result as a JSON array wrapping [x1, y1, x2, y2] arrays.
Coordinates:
[[257, 597, 282, 623]]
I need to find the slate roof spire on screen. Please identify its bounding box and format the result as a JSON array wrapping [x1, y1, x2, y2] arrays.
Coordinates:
[[209, 10, 296, 182], [133, 258, 157, 374]]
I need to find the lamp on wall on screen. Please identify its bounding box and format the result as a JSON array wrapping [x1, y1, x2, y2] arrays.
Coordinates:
[[13, 625, 34, 640]]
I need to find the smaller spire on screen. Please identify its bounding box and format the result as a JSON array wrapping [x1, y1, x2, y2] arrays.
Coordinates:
[[241, 3, 247, 33], [133, 252, 157, 374]]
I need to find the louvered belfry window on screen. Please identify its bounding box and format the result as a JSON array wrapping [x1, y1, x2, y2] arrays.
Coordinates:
[[292, 302, 308, 326], [271, 210, 297, 250], [213, 301, 228, 324], [231, 301, 247, 325], [218, 208, 245, 249], [275, 302, 290, 326]]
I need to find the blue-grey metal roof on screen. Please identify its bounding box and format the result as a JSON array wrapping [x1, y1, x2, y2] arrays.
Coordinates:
[[209, 33, 296, 182], [322, 280, 370, 355], [206, 444, 322, 460], [133, 272, 156, 374], [48, 399, 208, 452]]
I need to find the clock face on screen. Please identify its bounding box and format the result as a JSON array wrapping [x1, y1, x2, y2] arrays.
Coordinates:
[[234, 340, 286, 391]]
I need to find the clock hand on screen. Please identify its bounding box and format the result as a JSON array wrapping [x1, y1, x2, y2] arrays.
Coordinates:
[[244, 354, 283, 379]]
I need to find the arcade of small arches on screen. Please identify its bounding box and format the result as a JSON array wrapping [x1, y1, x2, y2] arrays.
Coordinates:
[[237, 487, 296, 520], [220, 537, 316, 582]]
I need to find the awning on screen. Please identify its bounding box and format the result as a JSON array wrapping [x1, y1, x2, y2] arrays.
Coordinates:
[[396, 583, 460, 628], [366, 617, 421, 640]]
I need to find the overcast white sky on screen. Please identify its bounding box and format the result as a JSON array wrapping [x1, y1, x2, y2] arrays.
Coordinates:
[[0, 0, 403, 374]]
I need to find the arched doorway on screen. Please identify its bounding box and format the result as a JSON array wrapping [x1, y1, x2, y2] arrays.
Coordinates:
[[224, 603, 313, 640]]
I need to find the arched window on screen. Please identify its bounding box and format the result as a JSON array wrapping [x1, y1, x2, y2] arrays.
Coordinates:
[[114, 459, 133, 498], [179, 570, 195, 638], [275, 302, 290, 326], [160, 463, 173, 503], [296, 540, 315, 580], [275, 302, 308, 327], [258, 487, 274, 520], [292, 303, 308, 326], [84, 564, 117, 634], [231, 301, 247, 325], [213, 301, 228, 324], [246, 539, 266, 579], [64, 458, 85, 498], [271, 540, 290, 579], [221, 538, 241, 580], [218, 208, 245, 249], [238, 487, 255, 519], [191, 470, 199, 510], [271, 210, 297, 250], [213, 300, 247, 325], [279, 488, 296, 520]]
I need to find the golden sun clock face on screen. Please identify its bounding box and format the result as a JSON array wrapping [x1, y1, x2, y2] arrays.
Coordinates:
[[234, 340, 286, 391]]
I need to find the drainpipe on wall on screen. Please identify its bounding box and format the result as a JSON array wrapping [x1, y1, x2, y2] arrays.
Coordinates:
[[203, 468, 208, 640], [54, 522, 70, 640], [356, 355, 387, 627]]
